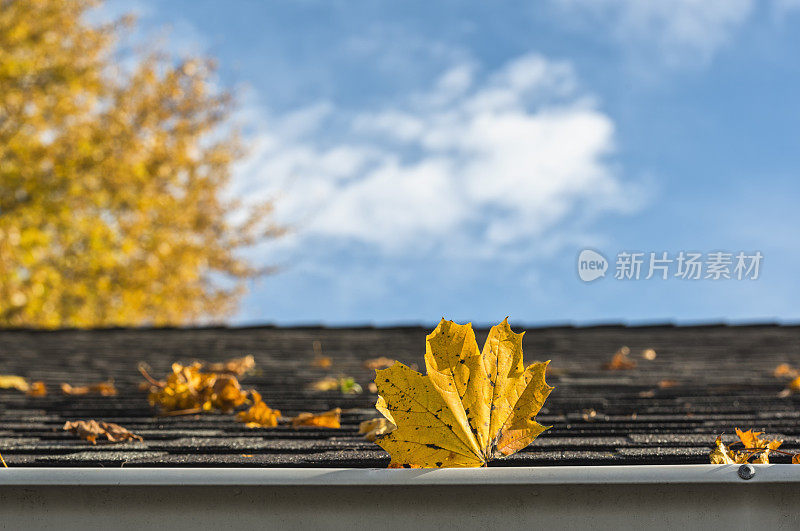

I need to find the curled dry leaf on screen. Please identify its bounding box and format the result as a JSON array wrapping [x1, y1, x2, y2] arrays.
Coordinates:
[[203, 355, 255, 376], [603, 347, 636, 370], [61, 381, 117, 396], [363, 357, 395, 370], [147, 362, 248, 413], [237, 391, 281, 428], [0, 375, 29, 392], [358, 417, 396, 442], [291, 408, 341, 429], [374, 318, 553, 468], [793, 454, 800, 464], [658, 380, 678, 389], [63, 420, 143, 444], [641, 348, 657, 360], [710, 428, 783, 464], [26, 381, 47, 397]]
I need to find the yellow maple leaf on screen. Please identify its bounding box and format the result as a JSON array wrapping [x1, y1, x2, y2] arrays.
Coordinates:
[[237, 391, 281, 428], [203, 355, 255, 376], [373, 318, 553, 468], [710, 429, 783, 464]]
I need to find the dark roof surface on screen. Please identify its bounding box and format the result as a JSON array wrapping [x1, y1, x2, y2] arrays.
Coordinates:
[[1, 324, 799, 467]]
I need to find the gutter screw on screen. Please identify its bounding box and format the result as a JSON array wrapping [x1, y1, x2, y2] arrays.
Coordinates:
[[737, 464, 755, 480]]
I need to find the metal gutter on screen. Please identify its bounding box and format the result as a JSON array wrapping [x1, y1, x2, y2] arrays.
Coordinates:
[[2, 464, 799, 485]]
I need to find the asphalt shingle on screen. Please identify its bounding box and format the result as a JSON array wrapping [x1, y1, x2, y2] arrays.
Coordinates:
[[1, 324, 799, 467]]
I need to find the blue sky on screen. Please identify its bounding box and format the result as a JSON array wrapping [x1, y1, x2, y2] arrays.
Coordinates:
[[111, 0, 800, 326]]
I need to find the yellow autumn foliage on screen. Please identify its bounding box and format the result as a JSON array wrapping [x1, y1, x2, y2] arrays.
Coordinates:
[[710, 428, 784, 464], [373, 318, 553, 468], [148, 362, 248, 413], [0, 0, 280, 327]]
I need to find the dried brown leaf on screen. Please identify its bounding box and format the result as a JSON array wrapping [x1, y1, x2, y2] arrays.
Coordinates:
[[291, 408, 341, 429], [603, 347, 636, 370], [61, 381, 117, 396], [203, 355, 255, 376], [63, 420, 143, 444], [363, 357, 395, 370]]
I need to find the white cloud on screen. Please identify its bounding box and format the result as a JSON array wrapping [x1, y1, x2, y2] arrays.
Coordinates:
[[553, 0, 755, 66], [236, 53, 638, 258]]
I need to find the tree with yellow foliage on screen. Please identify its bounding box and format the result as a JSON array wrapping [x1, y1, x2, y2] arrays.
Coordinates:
[[0, 0, 280, 327]]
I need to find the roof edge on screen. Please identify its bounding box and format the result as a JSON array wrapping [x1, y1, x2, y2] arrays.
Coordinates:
[[1, 465, 797, 486]]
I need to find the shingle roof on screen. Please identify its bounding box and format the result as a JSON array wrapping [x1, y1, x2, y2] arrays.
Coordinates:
[[1, 324, 799, 467]]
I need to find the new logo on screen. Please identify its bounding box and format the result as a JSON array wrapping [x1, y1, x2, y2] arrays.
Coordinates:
[[578, 249, 608, 282]]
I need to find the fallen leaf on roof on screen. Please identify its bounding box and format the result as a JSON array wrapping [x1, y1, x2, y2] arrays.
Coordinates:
[[311, 356, 332, 368], [237, 391, 281, 428], [658, 380, 678, 389], [203, 355, 255, 376], [367, 382, 378, 393], [26, 381, 47, 396], [63, 420, 143, 444], [778, 375, 800, 397], [794, 454, 800, 464], [710, 428, 783, 464], [310, 376, 339, 391], [291, 408, 341, 428], [61, 381, 117, 396], [363, 357, 395, 370], [641, 348, 657, 360], [359, 417, 396, 441], [603, 346, 636, 370], [0, 452, 7, 467], [373, 318, 553, 468], [773, 363, 798, 378], [0, 375, 29, 392], [309, 376, 362, 394], [146, 362, 248, 413]]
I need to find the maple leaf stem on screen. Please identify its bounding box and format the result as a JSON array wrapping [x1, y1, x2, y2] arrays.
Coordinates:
[[138, 363, 165, 388], [0, 452, 7, 468], [741, 447, 797, 458]]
